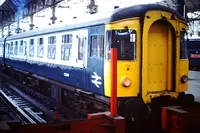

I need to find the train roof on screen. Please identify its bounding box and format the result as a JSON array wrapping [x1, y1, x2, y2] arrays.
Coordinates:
[[110, 4, 185, 22], [6, 4, 185, 41]]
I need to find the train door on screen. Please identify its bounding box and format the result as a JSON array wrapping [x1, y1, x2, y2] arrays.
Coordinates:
[[142, 18, 175, 102], [75, 29, 88, 89], [76, 31, 88, 68]]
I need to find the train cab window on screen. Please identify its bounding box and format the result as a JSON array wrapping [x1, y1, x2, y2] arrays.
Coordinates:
[[14, 41, 18, 56], [10, 42, 13, 55], [19, 40, 23, 56], [90, 35, 104, 57], [106, 30, 136, 60], [61, 34, 72, 61], [37, 37, 44, 58], [48, 36, 56, 59], [180, 31, 188, 59], [116, 30, 136, 60], [29, 39, 34, 57]]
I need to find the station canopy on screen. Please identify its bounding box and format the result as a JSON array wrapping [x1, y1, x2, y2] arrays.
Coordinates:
[[185, 0, 200, 12], [0, 0, 199, 25]]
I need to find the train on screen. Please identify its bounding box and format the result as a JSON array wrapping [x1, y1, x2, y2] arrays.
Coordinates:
[[0, 3, 192, 130], [187, 36, 200, 70]]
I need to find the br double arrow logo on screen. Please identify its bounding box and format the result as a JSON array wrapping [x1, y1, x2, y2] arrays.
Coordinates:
[[91, 72, 101, 88]]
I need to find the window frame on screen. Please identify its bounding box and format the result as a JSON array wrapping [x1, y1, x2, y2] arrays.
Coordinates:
[[90, 35, 104, 58], [61, 34, 73, 61], [29, 39, 35, 57], [47, 36, 56, 59], [37, 37, 44, 58], [19, 40, 24, 56], [105, 30, 137, 60], [14, 41, 18, 56]]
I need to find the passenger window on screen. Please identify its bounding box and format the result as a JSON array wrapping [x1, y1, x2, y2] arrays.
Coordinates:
[[6, 43, 9, 56], [14, 41, 18, 56], [48, 36, 56, 59], [29, 39, 34, 57], [48, 36, 56, 44], [0, 43, 2, 56], [37, 38, 44, 58], [90, 35, 104, 57], [78, 37, 84, 60], [106, 31, 111, 60], [61, 34, 72, 61], [10, 42, 13, 55], [19, 40, 24, 56]]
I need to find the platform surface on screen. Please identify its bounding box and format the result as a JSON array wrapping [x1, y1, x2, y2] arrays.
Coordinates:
[[186, 71, 200, 102]]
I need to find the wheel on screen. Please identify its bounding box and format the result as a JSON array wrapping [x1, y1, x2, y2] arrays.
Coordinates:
[[124, 98, 150, 133]]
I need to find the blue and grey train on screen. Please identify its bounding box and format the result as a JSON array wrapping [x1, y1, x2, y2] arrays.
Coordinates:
[[0, 4, 192, 129]]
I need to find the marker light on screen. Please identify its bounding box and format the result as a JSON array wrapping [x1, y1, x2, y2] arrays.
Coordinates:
[[121, 77, 131, 87], [181, 75, 188, 83]]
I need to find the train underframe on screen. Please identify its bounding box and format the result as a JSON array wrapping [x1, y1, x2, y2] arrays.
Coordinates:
[[0, 65, 196, 132]]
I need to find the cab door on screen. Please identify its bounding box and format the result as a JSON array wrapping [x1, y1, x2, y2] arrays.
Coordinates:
[[146, 21, 173, 92], [142, 11, 177, 103]]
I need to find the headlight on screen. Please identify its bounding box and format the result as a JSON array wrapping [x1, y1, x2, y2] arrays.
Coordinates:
[[121, 77, 131, 87], [181, 75, 188, 83]]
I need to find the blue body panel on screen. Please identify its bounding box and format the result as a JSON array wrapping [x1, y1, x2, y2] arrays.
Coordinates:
[[5, 58, 104, 95], [86, 25, 105, 95]]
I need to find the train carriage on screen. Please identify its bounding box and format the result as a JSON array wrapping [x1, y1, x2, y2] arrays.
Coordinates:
[[0, 4, 190, 129], [187, 36, 200, 70]]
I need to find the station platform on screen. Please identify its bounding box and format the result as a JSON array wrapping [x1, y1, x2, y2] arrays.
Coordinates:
[[187, 71, 200, 102]]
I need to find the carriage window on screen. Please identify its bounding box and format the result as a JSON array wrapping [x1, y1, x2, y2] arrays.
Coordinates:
[[48, 36, 56, 44], [180, 31, 188, 59], [14, 41, 18, 56], [19, 40, 23, 56], [90, 35, 104, 57], [38, 38, 44, 45], [10, 42, 13, 55], [106, 31, 112, 60], [61, 34, 72, 61], [37, 37, 44, 58], [6, 43, 9, 55], [62, 34, 72, 43], [0, 43, 2, 56], [29, 39, 34, 57], [48, 36, 56, 59], [78, 37, 84, 60]]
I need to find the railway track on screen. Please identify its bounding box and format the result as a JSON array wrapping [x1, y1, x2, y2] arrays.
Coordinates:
[[0, 71, 85, 126], [0, 87, 46, 124], [0, 92, 20, 124]]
